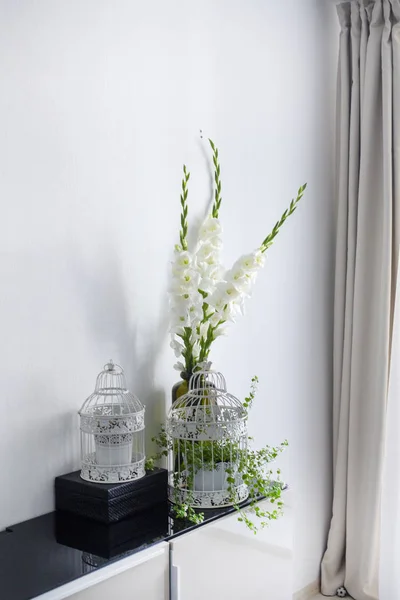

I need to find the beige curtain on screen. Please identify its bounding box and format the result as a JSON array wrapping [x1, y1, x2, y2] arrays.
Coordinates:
[[379, 254, 400, 599], [321, 1, 400, 599]]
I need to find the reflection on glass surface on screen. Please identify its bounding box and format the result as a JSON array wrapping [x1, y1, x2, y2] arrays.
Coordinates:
[[0, 495, 262, 600]]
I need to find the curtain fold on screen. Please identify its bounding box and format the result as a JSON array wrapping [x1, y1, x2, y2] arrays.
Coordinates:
[[380, 255, 400, 599], [321, 1, 400, 598]]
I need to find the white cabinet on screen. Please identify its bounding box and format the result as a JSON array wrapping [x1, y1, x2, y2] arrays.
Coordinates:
[[35, 543, 170, 600], [34, 498, 292, 600], [170, 498, 293, 600]]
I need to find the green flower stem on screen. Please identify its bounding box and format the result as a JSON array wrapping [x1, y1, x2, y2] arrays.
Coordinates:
[[198, 316, 225, 364], [176, 327, 197, 376], [260, 183, 307, 253], [209, 139, 222, 218], [198, 323, 214, 364], [179, 165, 190, 251]]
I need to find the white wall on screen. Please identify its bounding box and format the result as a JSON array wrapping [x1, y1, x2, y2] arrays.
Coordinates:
[[0, 0, 338, 591]]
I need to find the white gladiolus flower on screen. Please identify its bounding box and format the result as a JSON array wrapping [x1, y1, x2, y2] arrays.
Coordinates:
[[170, 269, 201, 294], [238, 250, 266, 272], [194, 360, 212, 372], [170, 308, 191, 328], [209, 265, 225, 282], [196, 242, 215, 262], [173, 292, 192, 305], [234, 296, 247, 316], [173, 362, 185, 372], [201, 251, 220, 267], [180, 269, 201, 288], [187, 329, 197, 344], [199, 322, 210, 340], [214, 326, 228, 338], [199, 217, 222, 241], [209, 282, 242, 307], [170, 338, 185, 357], [196, 244, 222, 273], [209, 311, 222, 327], [198, 262, 223, 287], [230, 265, 256, 284], [187, 303, 203, 324], [234, 278, 253, 296], [170, 324, 185, 336], [221, 302, 240, 323], [224, 284, 242, 301], [206, 235, 223, 250], [195, 217, 224, 307], [207, 291, 227, 313], [226, 269, 254, 296], [172, 250, 193, 271], [198, 277, 215, 294]]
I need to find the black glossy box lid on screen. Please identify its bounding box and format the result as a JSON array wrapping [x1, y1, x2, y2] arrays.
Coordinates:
[[55, 468, 167, 500]]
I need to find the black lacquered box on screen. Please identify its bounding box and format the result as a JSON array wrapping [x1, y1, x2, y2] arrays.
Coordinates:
[[55, 504, 169, 559], [55, 468, 168, 524]]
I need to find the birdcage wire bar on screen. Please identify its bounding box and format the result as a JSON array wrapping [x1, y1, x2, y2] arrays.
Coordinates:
[[79, 360, 145, 484], [167, 370, 248, 508]]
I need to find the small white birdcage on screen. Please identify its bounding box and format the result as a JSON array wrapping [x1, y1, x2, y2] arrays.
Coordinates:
[[79, 360, 145, 484], [167, 369, 248, 508]]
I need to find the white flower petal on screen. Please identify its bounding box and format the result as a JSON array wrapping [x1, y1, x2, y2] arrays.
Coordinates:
[[170, 308, 191, 328], [209, 312, 222, 327], [198, 277, 215, 294], [172, 250, 193, 272], [199, 322, 209, 339], [207, 235, 223, 250], [237, 250, 266, 272], [214, 326, 228, 338], [224, 284, 241, 301], [170, 338, 185, 358], [170, 324, 186, 335], [187, 304, 203, 325], [199, 217, 223, 241], [196, 243, 214, 262]]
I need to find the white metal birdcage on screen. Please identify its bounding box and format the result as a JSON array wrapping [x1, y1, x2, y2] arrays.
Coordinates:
[[166, 369, 248, 509], [79, 360, 145, 484]]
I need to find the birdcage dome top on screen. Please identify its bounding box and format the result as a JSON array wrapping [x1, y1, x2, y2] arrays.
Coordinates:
[[168, 369, 246, 432], [188, 370, 228, 393], [79, 360, 144, 418]]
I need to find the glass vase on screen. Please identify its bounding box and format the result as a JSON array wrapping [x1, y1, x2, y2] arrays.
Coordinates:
[[171, 379, 189, 404]]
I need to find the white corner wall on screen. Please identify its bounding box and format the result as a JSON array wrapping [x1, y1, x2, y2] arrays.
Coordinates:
[[0, 0, 338, 591]]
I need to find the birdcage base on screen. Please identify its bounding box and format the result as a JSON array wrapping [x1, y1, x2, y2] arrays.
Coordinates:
[[81, 453, 145, 484], [168, 483, 248, 509]]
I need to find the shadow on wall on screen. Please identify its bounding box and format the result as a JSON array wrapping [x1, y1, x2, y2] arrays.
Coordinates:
[[70, 241, 169, 454]]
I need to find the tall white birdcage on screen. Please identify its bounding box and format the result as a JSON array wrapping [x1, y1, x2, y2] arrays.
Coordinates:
[[167, 369, 249, 509], [79, 360, 145, 484]]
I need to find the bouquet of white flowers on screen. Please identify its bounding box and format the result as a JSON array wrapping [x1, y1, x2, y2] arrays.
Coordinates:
[[170, 140, 306, 379]]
